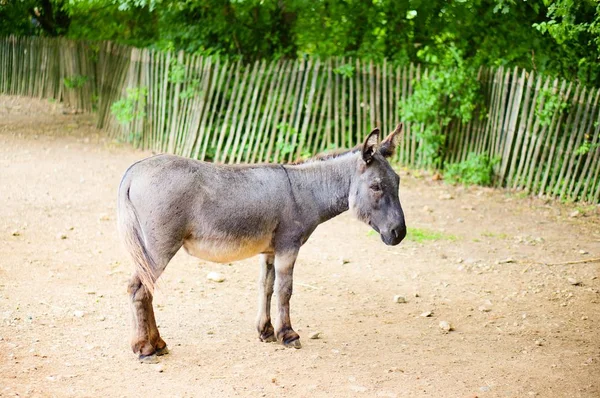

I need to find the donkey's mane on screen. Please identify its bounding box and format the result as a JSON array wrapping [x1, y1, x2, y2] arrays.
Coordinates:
[[291, 145, 361, 165]]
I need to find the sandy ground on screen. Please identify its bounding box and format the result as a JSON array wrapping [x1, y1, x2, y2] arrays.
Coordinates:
[[0, 95, 599, 398]]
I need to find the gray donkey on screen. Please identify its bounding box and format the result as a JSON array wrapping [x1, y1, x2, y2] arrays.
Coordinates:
[[118, 124, 407, 361]]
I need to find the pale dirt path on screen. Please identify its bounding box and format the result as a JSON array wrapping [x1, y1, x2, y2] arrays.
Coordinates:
[[0, 96, 599, 397]]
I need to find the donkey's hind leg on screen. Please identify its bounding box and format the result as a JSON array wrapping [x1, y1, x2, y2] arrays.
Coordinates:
[[127, 241, 179, 362], [128, 274, 169, 362]]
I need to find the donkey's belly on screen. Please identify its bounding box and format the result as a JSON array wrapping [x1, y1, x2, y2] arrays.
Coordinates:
[[182, 235, 272, 263]]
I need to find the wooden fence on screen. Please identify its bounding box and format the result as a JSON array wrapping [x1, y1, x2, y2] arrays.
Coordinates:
[[1, 36, 599, 203]]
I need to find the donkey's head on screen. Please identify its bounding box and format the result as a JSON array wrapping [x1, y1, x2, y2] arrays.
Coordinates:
[[349, 124, 406, 246]]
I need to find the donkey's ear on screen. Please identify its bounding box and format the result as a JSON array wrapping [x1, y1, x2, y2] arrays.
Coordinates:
[[362, 128, 380, 164], [379, 123, 403, 158]]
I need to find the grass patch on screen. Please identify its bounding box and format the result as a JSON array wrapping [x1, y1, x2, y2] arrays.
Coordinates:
[[367, 227, 457, 242], [481, 231, 510, 239], [406, 227, 457, 242]]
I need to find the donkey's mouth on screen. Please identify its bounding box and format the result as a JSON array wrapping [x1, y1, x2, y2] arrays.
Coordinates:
[[369, 222, 380, 234]]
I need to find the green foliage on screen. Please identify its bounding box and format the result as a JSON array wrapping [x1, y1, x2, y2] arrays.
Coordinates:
[[575, 134, 599, 156], [63, 74, 88, 89], [275, 122, 296, 158], [178, 79, 201, 100], [333, 64, 355, 78], [3, 0, 600, 85], [168, 60, 186, 84], [535, 87, 569, 127], [533, 0, 600, 85], [400, 46, 483, 168], [110, 86, 148, 125], [444, 153, 500, 187]]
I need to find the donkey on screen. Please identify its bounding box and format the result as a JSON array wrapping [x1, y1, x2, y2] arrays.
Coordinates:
[[117, 124, 407, 361]]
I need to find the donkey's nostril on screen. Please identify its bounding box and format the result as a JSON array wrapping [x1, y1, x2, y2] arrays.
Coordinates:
[[391, 226, 407, 243]]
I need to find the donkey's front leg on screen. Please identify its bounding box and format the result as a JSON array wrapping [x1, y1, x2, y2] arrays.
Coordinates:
[[274, 250, 302, 349], [256, 253, 276, 342]]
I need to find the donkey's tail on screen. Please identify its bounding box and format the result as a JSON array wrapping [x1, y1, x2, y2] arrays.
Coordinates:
[[117, 175, 157, 293]]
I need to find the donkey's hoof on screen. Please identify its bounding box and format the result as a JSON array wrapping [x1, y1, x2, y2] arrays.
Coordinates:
[[155, 346, 169, 356], [278, 329, 302, 349], [283, 338, 302, 349], [258, 323, 276, 343], [138, 353, 160, 364], [260, 333, 277, 343]]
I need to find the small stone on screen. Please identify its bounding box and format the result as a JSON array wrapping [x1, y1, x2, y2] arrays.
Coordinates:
[[58, 233, 68, 240], [339, 258, 350, 265], [569, 210, 581, 218], [496, 258, 515, 264], [206, 272, 225, 283], [154, 364, 164, 372], [393, 295, 406, 304], [579, 250, 588, 255], [98, 316, 106, 321], [422, 206, 433, 213], [478, 306, 492, 312], [480, 386, 490, 392], [581, 316, 588, 320], [439, 193, 454, 200], [420, 311, 433, 318], [439, 320, 452, 333], [567, 277, 581, 286], [349, 385, 368, 393], [534, 340, 542, 346], [456, 258, 464, 264], [414, 292, 420, 298], [11, 230, 20, 237], [308, 331, 321, 340], [73, 310, 85, 318]]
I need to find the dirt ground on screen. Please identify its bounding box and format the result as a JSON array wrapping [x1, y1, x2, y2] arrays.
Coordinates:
[[0, 95, 599, 398]]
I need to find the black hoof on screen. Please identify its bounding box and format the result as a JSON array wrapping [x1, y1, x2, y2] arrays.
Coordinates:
[[259, 331, 277, 343], [156, 346, 169, 356], [283, 338, 302, 349]]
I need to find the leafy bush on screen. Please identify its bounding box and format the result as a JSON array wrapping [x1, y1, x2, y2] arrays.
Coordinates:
[[444, 153, 499, 186], [63, 75, 88, 89], [111, 87, 148, 125], [400, 45, 484, 168], [535, 87, 569, 127]]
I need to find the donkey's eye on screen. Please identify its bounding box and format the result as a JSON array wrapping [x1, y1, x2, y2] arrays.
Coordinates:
[[370, 183, 382, 192]]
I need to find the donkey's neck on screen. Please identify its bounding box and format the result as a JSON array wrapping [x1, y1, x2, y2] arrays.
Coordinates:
[[287, 151, 358, 222]]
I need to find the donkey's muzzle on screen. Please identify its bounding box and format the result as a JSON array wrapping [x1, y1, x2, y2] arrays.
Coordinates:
[[382, 225, 406, 246]]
